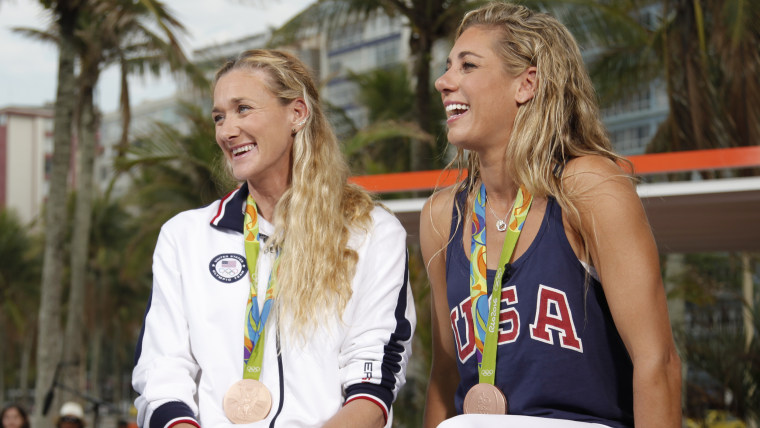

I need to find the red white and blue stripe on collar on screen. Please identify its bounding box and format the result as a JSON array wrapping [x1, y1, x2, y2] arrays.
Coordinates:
[[210, 184, 248, 233]]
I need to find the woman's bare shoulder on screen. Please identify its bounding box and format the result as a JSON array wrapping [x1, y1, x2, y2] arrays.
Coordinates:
[[420, 184, 460, 257], [424, 184, 459, 218], [562, 155, 635, 197]]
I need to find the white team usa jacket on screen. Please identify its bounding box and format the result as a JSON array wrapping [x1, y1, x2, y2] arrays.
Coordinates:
[[132, 184, 416, 428]]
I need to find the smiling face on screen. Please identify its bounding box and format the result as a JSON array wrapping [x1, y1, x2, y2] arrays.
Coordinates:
[[212, 69, 303, 192], [435, 25, 535, 155]]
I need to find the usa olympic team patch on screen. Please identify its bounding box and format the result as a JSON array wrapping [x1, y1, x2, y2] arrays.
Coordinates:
[[209, 254, 248, 283]]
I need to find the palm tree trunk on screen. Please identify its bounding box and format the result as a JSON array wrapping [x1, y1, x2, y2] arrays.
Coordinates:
[[89, 322, 103, 403], [20, 327, 35, 409], [117, 58, 131, 159], [62, 83, 98, 404], [411, 32, 433, 172], [32, 3, 79, 426]]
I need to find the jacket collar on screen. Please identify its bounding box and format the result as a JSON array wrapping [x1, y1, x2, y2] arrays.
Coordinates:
[[209, 182, 248, 232]]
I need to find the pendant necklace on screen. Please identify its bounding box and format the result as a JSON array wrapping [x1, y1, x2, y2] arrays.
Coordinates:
[[464, 183, 533, 414], [486, 196, 512, 232]]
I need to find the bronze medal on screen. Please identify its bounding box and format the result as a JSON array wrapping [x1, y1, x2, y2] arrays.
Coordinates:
[[223, 378, 272, 424], [463, 383, 508, 414]]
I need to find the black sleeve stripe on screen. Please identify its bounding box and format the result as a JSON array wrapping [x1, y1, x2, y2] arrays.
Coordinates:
[[269, 330, 285, 428], [150, 401, 196, 428], [379, 251, 412, 406], [134, 287, 153, 367]]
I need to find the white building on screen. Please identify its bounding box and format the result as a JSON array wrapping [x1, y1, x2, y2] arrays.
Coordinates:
[[602, 81, 669, 156], [0, 106, 54, 224], [322, 14, 411, 129]]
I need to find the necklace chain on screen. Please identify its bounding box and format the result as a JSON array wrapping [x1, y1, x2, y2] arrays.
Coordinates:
[[485, 196, 512, 232]]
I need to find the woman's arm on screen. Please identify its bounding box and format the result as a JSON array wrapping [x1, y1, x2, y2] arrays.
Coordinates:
[[132, 222, 202, 428], [335, 208, 416, 427], [565, 156, 682, 427], [322, 399, 385, 428], [421, 191, 461, 428]]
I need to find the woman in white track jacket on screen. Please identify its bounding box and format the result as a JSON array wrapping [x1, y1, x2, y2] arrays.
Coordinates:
[[132, 49, 415, 428]]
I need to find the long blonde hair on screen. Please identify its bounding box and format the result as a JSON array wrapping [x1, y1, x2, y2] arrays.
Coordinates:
[[214, 49, 375, 337], [450, 2, 630, 228]]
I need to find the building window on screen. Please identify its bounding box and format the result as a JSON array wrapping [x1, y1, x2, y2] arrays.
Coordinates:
[[374, 39, 399, 67], [330, 59, 343, 75], [326, 81, 358, 108], [45, 154, 52, 178], [602, 87, 652, 117], [329, 23, 363, 51], [610, 124, 652, 155]]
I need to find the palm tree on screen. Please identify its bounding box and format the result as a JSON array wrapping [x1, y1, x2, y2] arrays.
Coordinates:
[[30, 1, 82, 425], [660, 251, 758, 425], [674, 252, 760, 422], [82, 195, 146, 412], [540, 0, 760, 159], [0, 210, 42, 407], [61, 0, 197, 405], [271, 0, 488, 171], [17, 0, 198, 420], [97, 0, 206, 157], [342, 65, 434, 176], [682, 311, 760, 423]]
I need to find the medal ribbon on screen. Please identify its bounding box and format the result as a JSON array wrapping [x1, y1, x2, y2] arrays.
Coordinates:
[[243, 194, 278, 380], [469, 183, 532, 384]]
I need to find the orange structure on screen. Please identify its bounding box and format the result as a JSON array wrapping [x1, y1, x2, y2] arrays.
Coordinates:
[[349, 146, 760, 194], [349, 147, 760, 253]]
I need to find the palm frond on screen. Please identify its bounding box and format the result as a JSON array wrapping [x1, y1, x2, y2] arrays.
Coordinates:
[[11, 26, 59, 44], [268, 0, 385, 47], [343, 120, 432, 157]]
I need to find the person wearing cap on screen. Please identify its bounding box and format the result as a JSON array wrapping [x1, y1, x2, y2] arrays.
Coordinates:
[[57, 402, 84, 428]]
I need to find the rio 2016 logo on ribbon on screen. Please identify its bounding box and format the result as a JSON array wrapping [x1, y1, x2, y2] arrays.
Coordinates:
[[209, 253, 248, 283]]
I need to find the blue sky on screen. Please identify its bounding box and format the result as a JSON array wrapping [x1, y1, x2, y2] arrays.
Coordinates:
[[0, 0, 312, 113]]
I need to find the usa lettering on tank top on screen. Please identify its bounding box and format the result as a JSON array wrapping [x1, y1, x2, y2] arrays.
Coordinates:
[[445, 190, 634, 427]]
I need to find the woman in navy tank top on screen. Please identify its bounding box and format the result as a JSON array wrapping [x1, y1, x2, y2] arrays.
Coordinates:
[[420, 3, 681, 428]]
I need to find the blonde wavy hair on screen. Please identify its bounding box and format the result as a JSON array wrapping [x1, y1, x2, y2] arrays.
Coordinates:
[[449, 2, 630, 231], [213, 49, 375, 338]]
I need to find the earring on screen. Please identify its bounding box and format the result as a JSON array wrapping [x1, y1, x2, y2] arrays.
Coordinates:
[[292, 117, 307, 136]]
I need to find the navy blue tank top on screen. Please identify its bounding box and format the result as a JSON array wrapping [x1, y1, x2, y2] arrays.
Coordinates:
[[445, 190, 634, 427]]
